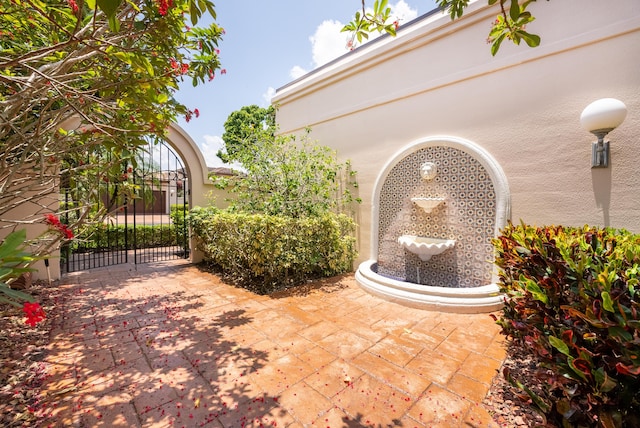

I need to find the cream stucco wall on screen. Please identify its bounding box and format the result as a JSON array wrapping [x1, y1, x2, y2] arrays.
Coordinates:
[[273, 0, 640, 264]]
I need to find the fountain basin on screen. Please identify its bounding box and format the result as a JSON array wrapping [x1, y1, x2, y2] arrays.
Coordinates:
[[355, 260, 504, 313], [398, 235, 455, 261], [411, 197, 445, 213]]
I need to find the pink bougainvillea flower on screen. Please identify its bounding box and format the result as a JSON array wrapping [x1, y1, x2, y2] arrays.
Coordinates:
[[194, 109, 200, 118], [44, 213, 61, 227], [220, 69, 227, 75], [63, 227, 74, 240], [157, 0, 170, 16], [44, 214, 74, 239], [23, 302, 46, 327], [67, 0, 79, 13]]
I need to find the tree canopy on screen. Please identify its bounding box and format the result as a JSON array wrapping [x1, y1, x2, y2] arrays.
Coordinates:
[[213, 106, 360, 218], [218, 105, 276, 164], [1, 0, 223, 255]]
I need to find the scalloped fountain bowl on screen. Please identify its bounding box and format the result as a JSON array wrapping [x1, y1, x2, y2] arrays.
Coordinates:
[[411, 197, 445, 213], [398, 235, 455, 261]]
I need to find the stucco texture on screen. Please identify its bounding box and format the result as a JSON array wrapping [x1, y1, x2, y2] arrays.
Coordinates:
[[273, 0, 640, 265]]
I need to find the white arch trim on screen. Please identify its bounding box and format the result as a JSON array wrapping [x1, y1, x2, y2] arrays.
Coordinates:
[[166, 123, 210, 186], [60, 117, 213, 208], [59, 118, 214, 264], [165, 123, 213, 208]]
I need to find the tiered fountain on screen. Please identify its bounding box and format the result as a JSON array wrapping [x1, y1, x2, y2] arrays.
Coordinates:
[[355, 137, 510, 313]]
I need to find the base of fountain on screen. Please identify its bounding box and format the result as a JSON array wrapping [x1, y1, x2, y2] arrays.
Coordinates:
[[355, 260, 504, 314]]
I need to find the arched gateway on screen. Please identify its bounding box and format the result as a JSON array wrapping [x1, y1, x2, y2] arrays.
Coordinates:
[[36, 121, 216, 280]]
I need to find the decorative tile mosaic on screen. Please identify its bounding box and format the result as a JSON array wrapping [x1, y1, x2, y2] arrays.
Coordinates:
[[376, 146, 496, 288]]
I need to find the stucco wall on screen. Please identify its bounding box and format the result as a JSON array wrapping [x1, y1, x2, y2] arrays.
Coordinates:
[[273, 0, 640, 265], [0, 169, 61, 281]]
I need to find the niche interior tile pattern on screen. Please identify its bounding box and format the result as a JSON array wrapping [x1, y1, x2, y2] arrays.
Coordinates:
[[376, 146, 496, 288]]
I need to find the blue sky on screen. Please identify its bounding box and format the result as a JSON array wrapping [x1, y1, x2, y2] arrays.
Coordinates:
[[175, 1, 438, 167]]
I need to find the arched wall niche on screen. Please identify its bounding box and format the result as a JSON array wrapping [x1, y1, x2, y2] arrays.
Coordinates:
[[355, 135, 511, 312]]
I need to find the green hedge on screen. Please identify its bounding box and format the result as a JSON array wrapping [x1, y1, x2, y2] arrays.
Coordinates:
[[170, 203, 189, 247], [494, 223, 640, 427], [190, 207, 357, 293], [71, 224, 178, 252]]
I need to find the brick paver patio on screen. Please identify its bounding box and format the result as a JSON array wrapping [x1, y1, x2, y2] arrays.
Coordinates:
[[40, 259, 505, 427]]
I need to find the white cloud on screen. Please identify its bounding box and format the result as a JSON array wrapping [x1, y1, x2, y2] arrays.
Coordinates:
[[307, 1, 419, 68], [287, 2, 419, 81], [310, 19, 349, 68], [289, 65, 307, 80], [391, 0, 419, 24], [199, 134, 225, 167], [262, 87, 276, 105]]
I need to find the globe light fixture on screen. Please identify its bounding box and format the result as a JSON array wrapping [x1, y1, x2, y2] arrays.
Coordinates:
[[580, 98, 627, 168]]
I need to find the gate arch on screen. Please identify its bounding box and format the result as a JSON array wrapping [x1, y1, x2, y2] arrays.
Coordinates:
[[58, 120, 216, 274], [164, 124, 217, 264], [165, 123, 214, 210]]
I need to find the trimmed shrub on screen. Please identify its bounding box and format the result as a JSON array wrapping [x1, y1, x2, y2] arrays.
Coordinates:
[[170, 203, 189, 247], [190, 207, 357, 293], [71, 224, 177, 252], [493, 223, 640, 427]]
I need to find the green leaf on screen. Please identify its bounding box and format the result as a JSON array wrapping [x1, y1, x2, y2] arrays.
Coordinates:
[[549, 335, 570, 356], [108, 14, 120, 32], [608, 326, 632, 342], [509, 0, 520, 22], [491, 33, 506, 56], [113, 52, 131, 64], [524, 277, 548, 304], [601, 291, 614, 312], [0, 285, 35, 303], [503, 367, 551, 413], [594, 367, 618, 393], [0, 230, 27, 259], [190, 0, 201, 26], [97, 0, 121, 19], [518, 30, 540, 47]]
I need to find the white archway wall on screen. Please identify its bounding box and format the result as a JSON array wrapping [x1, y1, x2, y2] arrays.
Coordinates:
[[273, 0, 640, 265], [371, 136, 510, 287], [165, 124, 226, 264], [166, 124, 219, 209]]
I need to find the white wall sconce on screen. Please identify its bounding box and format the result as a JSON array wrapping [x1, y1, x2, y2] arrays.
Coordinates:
[[580, 98, 627, 168]]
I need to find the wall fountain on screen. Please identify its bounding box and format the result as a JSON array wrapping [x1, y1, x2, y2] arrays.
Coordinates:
[[355, 136, 510, 313]]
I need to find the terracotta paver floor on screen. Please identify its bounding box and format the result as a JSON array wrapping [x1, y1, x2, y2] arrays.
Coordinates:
[[39, 259, 506, 427]]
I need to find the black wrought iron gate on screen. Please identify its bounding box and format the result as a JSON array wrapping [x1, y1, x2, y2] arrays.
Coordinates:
[[61, 140, 189, 273]]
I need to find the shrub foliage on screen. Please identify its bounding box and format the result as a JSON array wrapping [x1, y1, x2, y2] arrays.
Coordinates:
[[190, 207, 356, 294], [494, 223, 640, 427], [70, 224, 178, 252]]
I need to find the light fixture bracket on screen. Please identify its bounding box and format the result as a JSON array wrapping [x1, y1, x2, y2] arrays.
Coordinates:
[[591, 140, 609, 168], [591, 131, 610, 168]]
